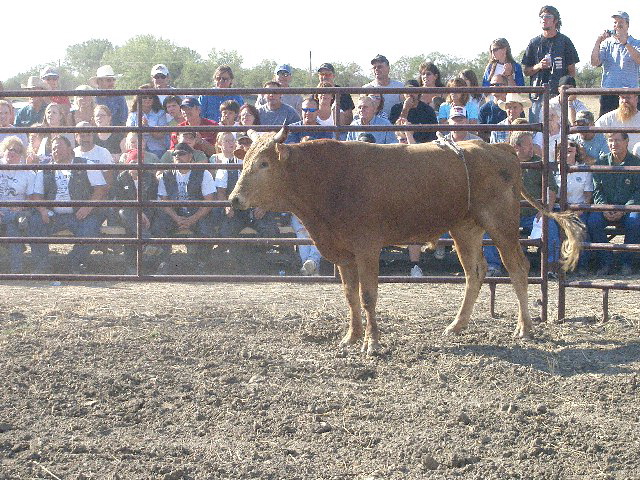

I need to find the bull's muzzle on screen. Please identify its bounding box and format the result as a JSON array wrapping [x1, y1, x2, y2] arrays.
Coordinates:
[[229, 194, 245, 210]]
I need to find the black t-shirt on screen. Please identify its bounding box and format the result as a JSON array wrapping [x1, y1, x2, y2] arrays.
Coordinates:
[[388, 101, 438, 143], [522, 32, 580, 94]]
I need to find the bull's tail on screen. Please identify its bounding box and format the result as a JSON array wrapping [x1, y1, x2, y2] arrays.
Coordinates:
[[521, 188, 586, 271]]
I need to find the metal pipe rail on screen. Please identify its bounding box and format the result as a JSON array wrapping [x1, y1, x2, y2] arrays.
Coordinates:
[[557, 86, 640, 322], [0, 84, 554, 322]]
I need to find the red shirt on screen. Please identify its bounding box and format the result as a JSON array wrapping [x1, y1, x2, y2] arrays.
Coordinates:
[[171, 118, 218, 150]]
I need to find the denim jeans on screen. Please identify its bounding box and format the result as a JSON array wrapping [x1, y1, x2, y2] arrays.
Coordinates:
[[484, 214, 560, 269], [291, 215, 321, 264], [0, 209, 27, 271], [28, 210, 102, 270], [587, 212, 640, 268], [150, 210, 216, 261]]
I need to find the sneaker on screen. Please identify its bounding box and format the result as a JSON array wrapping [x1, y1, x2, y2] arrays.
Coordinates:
[[434, 244, 446, 260], [410, 264, 424, 277], [300, 259, 319, 276]]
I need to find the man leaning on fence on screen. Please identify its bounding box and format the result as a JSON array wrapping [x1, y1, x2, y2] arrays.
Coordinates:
[[587, 132, 640, 276]]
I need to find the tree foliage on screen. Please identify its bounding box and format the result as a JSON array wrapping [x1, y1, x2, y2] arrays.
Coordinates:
[[0, 34, 607, 98]]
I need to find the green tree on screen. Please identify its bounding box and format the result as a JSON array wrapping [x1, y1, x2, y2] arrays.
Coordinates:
[[576, 65, 601, 88], [102, 35, 204, 89], [64, 39, 114, 81]]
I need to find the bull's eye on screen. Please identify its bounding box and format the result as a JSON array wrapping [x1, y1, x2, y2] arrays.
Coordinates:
[[260, 161, 269, 168]]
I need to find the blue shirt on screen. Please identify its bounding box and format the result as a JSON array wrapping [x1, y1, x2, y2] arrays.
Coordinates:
[[438, 101, 480, 122], [599, 35, 640, 88], [569, 132, 609, 163], [482, 62, 525, 86], [126, 110, 169, 156], [479, 100, 507, 125], [199, 93, 245, 122], [345, 115, 397, 144], [96, 96, 128, 126], [285, 121, 334, 144]]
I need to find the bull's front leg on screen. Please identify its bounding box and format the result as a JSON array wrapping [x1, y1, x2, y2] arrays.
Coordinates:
[[338, 262, 363, 346], [356, 250, 381, 355]]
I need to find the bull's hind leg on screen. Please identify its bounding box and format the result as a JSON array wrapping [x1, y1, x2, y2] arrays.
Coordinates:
[[444, 223, 486, 335], [338, 261, 364, 347], [486, 222, 532, 338]]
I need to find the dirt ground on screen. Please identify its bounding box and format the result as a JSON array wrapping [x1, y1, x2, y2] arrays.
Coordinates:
[[0, 274, 639, 479]]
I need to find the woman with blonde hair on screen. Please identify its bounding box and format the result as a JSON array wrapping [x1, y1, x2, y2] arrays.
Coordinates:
[[482, 38, 525, 87], [69, 85, 95, 125], [0, 136, 35, 273], [37, 103, 75, 163]]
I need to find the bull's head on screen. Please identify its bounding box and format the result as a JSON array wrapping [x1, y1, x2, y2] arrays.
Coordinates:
[[229, 127, 291, 212]]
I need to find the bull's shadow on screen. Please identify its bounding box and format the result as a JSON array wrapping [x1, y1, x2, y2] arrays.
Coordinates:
[[419, 340, 640, 377]]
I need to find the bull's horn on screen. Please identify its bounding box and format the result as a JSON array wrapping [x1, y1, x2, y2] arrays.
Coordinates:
[[273, 124, 289, 144]]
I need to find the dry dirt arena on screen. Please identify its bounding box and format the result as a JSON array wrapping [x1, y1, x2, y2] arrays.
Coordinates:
[[0, 278, 639, 480]]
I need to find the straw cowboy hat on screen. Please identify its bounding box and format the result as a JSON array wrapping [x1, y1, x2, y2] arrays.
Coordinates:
[[498, 93, 532, 111], [89, 65, 122, 87], [21, 76, 47, 89]]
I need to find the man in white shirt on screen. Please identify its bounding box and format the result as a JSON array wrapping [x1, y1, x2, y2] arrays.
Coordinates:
[[152, 142, 216, 274], [29, 136, 108, 274], [595, 92, 640, 154]]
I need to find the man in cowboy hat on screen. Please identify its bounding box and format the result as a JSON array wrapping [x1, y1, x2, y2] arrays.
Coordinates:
[[15, 76, 49, 127], [90, 65, 128, 126], [490, 93, 532, 144]]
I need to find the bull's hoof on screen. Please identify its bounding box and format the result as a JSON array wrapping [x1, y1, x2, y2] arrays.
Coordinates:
[[339, 329, 363, 347], [443, 322, 465, 336], [361, 339, 381, 356], [513, 325, 533, 339]]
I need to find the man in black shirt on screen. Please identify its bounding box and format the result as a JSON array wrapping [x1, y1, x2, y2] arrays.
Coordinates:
[[522, 5, 579, 123], [316, 63, 355, 125]]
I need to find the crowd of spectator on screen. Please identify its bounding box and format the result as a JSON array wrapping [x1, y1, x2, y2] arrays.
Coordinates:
[[0, 5, 639, 278]]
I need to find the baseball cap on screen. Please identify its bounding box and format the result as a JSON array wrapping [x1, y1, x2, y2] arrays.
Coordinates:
[[371, 54, 389, 65], [574, 110, 595, 124], [449, 106, 467, 119], [40, 66, 60, 79], [172, 142, 195, 156], [317, 63, 335, 73], [274, 64, 292, 75], [180, 96, 200, 108], [151, 64, 169, 77], [612, 11, 629, 22]]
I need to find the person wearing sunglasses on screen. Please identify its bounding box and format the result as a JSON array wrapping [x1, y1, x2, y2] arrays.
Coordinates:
[[0, 136, 35, 273], [152, 142, 217, 275], [482, 38, 525, 87], [478, 74, 508, 142], [285, 97, 334, 144], [199, 65, 245, 123], [150, 64, 178, 106], [255, 64, 303, 116], [522, 5, 579, 123]]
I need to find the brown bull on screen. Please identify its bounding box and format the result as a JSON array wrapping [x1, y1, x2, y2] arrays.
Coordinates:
[[229, 129, 584, 354]]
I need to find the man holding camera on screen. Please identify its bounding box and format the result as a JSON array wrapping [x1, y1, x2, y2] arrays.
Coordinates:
[[591, 11, 640, 117]]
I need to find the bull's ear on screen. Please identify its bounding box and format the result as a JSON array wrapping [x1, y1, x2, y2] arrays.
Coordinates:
[[275, 142, 290, 162], [273, 125, 289, 143]]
